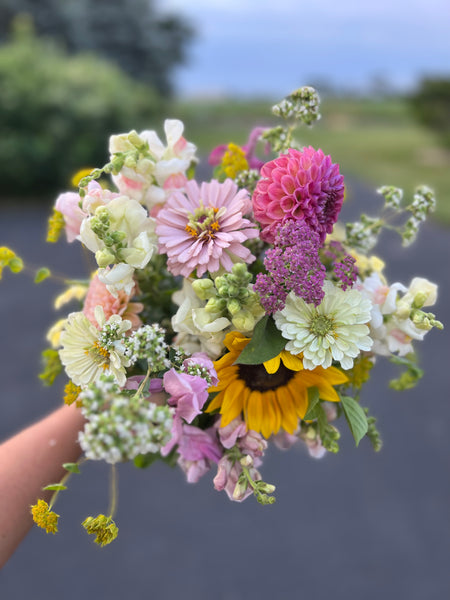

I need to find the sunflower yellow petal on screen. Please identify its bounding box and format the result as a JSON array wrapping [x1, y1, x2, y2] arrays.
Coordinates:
[[221, 381, 247, 427], [263, 355, 281, 374], [288, 378, 309, 418], [278, 386, 298, 434], [280, 351, 303, 372], [246, 390, 263, 433]]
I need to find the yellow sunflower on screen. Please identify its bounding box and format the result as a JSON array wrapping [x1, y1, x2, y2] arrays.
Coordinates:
[[207, 331, 348, 439]]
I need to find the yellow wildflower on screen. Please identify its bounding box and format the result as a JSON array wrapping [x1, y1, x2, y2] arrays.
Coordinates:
[[82, 514, 119, 547], [350, 249, 386, 279], [54, 284, 87, 310], [346, 355, 374, 389], [64, 381, 82, 406], [46, 209, 65, 243], [31, 499, 59, 534], [46, 318, 68, 349], [221, 143, 248, 178], [0, 246, 24, 279]]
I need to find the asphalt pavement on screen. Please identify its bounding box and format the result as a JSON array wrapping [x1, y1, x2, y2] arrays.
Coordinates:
[[1, 179, 449, 599]]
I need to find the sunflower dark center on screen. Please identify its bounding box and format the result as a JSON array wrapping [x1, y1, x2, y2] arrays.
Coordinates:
[[237, 361, 295, 391]]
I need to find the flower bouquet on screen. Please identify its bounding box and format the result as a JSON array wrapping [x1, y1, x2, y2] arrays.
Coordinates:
[[1, 87, 443, 547]]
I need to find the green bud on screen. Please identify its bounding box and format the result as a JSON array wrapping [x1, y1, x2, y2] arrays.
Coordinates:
[[412, 292, 427, 309], [205, 297, 227, 313], [95, 249, 115, 267], [227, 298, 241, 316], [127, 130, 143, 148], [124, 154, 138, 169], [110, 230, 127, 245], [192, 278, 216, 300], [232, 309, 255, 332], [111, 154, 125, 173], [240, 455, 253, 468], [257, 482, 276, 494]]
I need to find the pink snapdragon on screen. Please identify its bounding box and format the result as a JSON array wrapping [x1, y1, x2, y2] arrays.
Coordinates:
[[55, 181, 118, 242], [213, 417, 267, 502], [163, 368, 210, 424]]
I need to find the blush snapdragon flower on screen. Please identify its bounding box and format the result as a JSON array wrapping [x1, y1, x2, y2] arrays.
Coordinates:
[[252, 146, 344, 243], [111, 120, 197, 212], [156, 179, 258, 277], [55, 181, 118, 243]]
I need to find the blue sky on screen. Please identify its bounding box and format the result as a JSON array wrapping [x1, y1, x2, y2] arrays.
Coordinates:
[[161, 0, 450, 97]]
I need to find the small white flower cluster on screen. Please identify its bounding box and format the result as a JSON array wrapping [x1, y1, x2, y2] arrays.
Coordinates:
[[181, 361, 213, 385], [272, 86, 321, 126], [79, 375, 173, 464], [126, 324, 171, 372], [402, 185, 436, 247], [345, 215, 383, 252], [377, 185, 403, 210]]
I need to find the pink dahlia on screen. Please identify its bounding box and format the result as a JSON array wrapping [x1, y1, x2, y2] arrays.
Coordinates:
[[252, 146, 345, 243], [156, 179, 258, 277], [83, 273, 143, 330]]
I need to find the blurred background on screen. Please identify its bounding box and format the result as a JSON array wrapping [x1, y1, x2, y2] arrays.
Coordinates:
[[1, 1, 449, 598]]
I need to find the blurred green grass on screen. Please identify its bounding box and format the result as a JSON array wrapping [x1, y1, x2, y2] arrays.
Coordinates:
[[175, 96, 450, 225]]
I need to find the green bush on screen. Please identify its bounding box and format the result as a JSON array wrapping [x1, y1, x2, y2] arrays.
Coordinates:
[[0, 19, 162, 198], [409, 77, 450, 148]]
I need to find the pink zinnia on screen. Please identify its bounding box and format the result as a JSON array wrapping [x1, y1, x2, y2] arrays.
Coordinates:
[[156, 179, 258, 277], [252, 146, 345, 243], [83, 273, 143, 330]]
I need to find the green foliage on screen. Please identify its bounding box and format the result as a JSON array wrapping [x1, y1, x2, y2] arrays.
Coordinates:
[[38, 348, 63, 386], [34, 267, 51, 283], [409, 77, 450, 148], [389, 353, 424, 391], [0, 1, 194, 95], [63, 462, 81, 474], [303, 387, 320, 420], [339, 395, 368, 447], [364, 409, 383, 452], [0, 21, 162, 197], [236, 316, 286, 365], [42, 483, 67, 491]]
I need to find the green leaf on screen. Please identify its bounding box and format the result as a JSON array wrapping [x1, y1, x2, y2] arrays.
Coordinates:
[[236, 316, 286, 365], [9, 257, 24, 273], [42, 483, 67, 491], [134, 452, 159, 469], [303, 387, 320, 420], [340, 395, 368, 447], [38, 348, 63, 386], [34, 267, 51, 283], [63, 462, 80, 474]]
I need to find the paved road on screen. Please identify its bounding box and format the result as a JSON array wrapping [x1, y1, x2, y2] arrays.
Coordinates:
[[1, 180, 449, 599]]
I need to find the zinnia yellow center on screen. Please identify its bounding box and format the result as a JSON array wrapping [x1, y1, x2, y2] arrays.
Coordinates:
[[185, 203, 221, 239]]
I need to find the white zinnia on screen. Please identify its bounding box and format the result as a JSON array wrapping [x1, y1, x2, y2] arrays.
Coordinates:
[[59, 306, 132, 386], [274, 281, 373, 370]]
